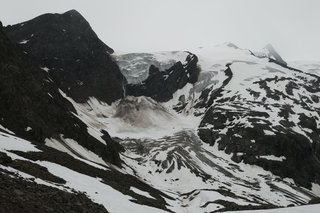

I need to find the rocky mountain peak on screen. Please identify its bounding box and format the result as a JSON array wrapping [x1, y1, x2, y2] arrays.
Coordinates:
[[4, 10, 124, 104], [254, 43, 287, 66], [63, 9, 83, 17]]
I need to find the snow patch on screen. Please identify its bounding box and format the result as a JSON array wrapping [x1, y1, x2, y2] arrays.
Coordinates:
[[264, 130, 275, 135], [259, 155, 286, 162], [0, 132, 40, 152], [40, 66, 50, 72], [45, 135, 108, 168], [19, 39, 29, 44], [130, 187, 155, 199], [0, 124, 15, 135]]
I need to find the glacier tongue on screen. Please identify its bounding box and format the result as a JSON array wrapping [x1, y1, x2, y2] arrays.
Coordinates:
[[64, 94, 201, 139], [120, 129, 316, 212]]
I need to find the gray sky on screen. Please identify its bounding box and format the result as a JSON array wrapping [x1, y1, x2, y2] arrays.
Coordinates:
[[0, 0, 319, 60]]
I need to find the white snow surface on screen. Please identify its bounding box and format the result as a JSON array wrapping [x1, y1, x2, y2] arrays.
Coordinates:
[[226, 204, 320, 213], [0, 132, 39, 152]]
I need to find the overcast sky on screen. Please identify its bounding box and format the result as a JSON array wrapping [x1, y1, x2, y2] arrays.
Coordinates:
[[0, 0, 319, 60]]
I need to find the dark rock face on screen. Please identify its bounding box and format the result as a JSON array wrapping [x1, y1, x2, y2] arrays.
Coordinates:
[[0, 18, 122, 165], [126, 52, 200, 102], [199, 107, 320, 188], [5, 9, 125, 104]]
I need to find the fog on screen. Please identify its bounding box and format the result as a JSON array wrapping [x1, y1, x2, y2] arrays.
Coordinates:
[[1, 0, 319, 60]]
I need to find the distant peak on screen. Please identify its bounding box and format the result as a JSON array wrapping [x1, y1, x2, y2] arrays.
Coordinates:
[[254, 44, 287, 66], [264, 43, 276, 53], [225, 42, 238, 49]]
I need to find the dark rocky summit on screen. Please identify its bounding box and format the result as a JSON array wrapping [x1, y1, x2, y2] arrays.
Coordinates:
[[5, 9, 125, 104]]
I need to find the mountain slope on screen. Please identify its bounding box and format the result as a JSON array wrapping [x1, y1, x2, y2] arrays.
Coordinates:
[[192, 45, 320, 189]]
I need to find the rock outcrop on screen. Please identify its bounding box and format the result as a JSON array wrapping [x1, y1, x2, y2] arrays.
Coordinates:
[[126, 52, 200, 102]]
